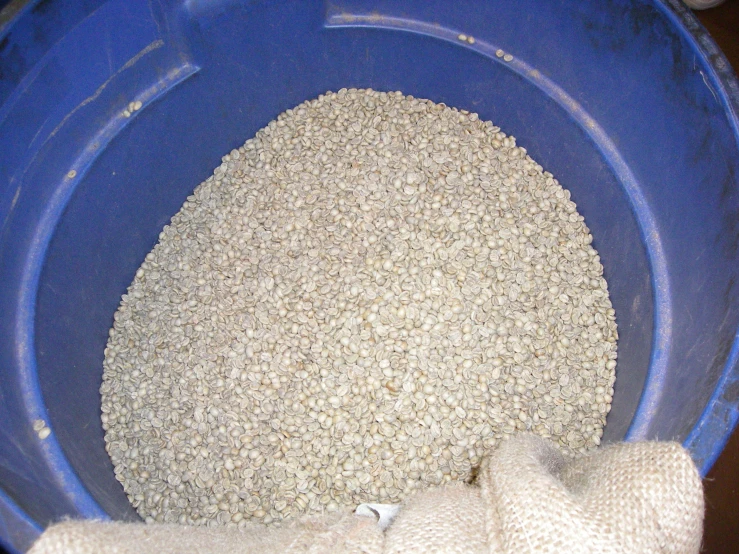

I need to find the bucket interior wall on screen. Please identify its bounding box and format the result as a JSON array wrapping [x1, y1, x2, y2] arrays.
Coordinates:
[[1, 0, 738, 534]]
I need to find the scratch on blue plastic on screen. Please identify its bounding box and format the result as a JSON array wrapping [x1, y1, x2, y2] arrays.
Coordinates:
[[43, 40, 165, 144], [0, 40, 165, 237], [658, 1, 739, 156], [324, 5, 673, 443], [0, 8, 154, 136], [684, 330, 739, 471]]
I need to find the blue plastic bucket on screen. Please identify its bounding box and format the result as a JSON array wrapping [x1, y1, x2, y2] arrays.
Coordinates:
[[1, 0, 738, 551]]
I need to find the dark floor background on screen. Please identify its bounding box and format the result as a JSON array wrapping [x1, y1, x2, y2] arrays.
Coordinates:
[[694, 3, 739, 551], [0, 1, 738, 553]]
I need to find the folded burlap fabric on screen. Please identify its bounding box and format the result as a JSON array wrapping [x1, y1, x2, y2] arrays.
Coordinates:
[[30, 435, 704, 554]]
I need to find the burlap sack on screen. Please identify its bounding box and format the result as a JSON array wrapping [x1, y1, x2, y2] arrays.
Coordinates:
[[27, 511, 384, 554], [30, 435, 704, 554]]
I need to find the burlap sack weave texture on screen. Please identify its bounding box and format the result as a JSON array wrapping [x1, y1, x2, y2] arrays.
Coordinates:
[[29, 435, 704, 554]]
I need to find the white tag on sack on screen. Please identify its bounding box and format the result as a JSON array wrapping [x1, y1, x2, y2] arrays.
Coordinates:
[[355, 503, 401, 530]]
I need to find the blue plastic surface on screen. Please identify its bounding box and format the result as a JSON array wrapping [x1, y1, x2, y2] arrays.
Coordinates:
[[1, 0, 738, 551], [0, 488, 42, 553]]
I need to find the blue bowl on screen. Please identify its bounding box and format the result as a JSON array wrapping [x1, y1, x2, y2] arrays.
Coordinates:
[[1, 0, 738, 551]]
